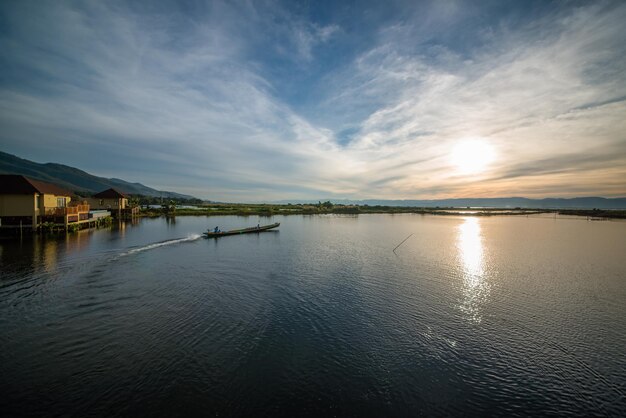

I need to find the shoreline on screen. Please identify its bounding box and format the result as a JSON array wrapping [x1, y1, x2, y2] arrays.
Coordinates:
[[138, 203, 626, 219]]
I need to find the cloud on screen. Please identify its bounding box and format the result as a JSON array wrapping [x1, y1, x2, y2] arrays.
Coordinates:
[[289, 23, 340, 62], [0, 0, 624, 200], [0, 1, 346, 199], [314, 1, 626, 198]]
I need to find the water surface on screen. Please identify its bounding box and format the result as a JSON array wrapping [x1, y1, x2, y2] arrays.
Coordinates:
[[1, 214, 625, 416]]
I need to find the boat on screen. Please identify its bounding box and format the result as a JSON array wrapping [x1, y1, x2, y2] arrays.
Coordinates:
[[203, 222, 280, 238]]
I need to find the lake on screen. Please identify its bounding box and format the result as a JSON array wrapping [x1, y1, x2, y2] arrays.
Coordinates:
[[1, 214, 625, 416]]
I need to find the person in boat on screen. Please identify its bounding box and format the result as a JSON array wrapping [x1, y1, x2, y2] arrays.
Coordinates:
[[257, 223, 260, 229], [214, 226, 219, 233]]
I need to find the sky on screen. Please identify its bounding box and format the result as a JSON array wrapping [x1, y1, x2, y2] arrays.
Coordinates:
[[0, 0, 625, 201]]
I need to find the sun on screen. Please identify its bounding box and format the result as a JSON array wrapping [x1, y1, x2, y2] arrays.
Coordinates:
[[450, 138, 496, 175]]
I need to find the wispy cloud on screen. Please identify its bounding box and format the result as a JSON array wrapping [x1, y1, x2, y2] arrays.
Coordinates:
[[318, 1, 626, 198], [0, 0, 624, 200]]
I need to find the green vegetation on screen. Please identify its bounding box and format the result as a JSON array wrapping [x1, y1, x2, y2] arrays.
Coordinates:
[[161, 199, 177, 216], [40, 222, 57, 233], [562, 208, 626, 219], [132, 195, 203, 206], [95, 216, 112, 228], [135, 201, 626, 219]]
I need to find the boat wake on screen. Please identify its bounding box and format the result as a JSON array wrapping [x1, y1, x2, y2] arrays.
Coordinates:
[[116, 234, 202, 258]]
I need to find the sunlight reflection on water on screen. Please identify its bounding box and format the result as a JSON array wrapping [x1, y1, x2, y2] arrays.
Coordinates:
[[457, 217, 490, 323]]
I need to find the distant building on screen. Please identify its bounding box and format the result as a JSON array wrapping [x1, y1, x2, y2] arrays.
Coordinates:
[[86, 188, 128, 210], [86, 188, 138, 218], [0, 175, 89, 229]]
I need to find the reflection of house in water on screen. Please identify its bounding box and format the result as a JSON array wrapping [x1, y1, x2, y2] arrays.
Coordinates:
[[0, 175, 94, 232], [86, 188, 138, 219]]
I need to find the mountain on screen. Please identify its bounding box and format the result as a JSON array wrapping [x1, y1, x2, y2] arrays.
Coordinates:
[[277, 197, 626, 209], [0, 151, 195, 199]]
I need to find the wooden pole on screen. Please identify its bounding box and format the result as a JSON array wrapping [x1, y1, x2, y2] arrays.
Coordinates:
[[393, 233, 413, 253]]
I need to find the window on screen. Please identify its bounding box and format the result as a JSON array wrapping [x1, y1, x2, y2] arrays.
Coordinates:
[[57, 197, 66, 207]]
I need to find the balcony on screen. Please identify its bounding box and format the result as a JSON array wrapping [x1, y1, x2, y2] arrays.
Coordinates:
[[44, 204, 90, 217]]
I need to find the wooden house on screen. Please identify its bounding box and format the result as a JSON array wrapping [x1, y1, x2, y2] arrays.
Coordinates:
[[0, 175, 89, 230], [87, 188, 128, 210], [86, 188, 138, 218]]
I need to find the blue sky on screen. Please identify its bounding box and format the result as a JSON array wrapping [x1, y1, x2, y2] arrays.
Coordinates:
[[1, 0, 625, 201]]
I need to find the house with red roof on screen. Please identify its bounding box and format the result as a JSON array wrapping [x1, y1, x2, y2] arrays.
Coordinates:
[[86, 188, 128, 210], [0, 174, 90, 230], [86, 188, 138, 218]]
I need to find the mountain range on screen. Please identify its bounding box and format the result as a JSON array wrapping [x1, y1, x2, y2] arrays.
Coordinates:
[[0, 151, 195, 199], [2, 150, 624, 208]]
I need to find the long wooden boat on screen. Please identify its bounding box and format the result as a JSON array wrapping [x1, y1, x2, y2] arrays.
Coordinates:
[[203, 222, 280, 238]]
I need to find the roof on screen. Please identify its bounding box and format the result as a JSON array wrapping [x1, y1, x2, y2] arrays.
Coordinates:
[[93, 188, 127, 198], [0, 174, 72, 196]]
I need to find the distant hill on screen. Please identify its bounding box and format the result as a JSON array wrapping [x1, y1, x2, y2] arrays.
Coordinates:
[[0, 151, 195, 199], [277, 197, 626, 209]]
